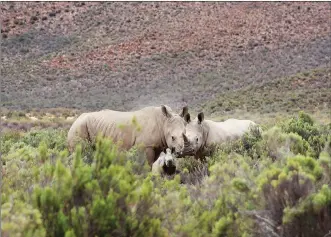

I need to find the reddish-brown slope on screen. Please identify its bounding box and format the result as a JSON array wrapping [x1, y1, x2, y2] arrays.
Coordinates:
[[1, 2, 330, 113]]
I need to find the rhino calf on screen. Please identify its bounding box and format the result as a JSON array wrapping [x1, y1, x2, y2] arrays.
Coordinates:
[[152, 148, 177, 176], [184, 112, 262, 160], [67, 105, 190, 167]]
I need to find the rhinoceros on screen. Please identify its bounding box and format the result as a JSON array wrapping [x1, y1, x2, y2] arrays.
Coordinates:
[[67, 105, 190, 166], [184, 112, 262, 160], [152, 148, 177, 176]]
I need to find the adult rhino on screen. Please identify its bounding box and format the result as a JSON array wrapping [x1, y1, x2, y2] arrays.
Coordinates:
[[184, 112, 262, 160], [67, 105, 190, 166]]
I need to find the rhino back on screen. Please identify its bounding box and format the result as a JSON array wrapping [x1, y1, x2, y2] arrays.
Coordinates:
[[222, 119, 256, 136], [203, 120, 226, 146], [85, 107, 163, 150], [203, 119, 255, 146]]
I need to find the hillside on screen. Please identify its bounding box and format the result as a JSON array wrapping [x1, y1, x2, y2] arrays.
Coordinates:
[[1, 3, 331, 237], [1, 2, 330, 120]]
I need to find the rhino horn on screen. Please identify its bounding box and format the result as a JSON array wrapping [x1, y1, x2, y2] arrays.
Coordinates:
[[183, 133, 189, 143]]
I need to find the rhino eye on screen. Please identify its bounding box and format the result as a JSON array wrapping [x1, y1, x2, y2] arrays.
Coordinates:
[[172, 136, 175, 141], [196, 137, 199, 143]]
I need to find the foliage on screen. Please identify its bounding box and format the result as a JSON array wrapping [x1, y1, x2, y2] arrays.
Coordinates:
[[1, 112, 330, 237], [32, 138, 165, 237], [21, 128, 68, 150], [1, 199, 46, 237], [281, 111, 330, 158]]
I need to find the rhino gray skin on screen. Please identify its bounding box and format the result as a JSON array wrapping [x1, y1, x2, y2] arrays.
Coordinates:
[[184, 112, 262, 160], [67, 105, 190, 166]]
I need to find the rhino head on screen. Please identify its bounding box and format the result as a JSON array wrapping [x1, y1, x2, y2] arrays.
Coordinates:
[[161, 105, 190, 157], [164, 148, 175, 167], [182, 112, 205, 155]]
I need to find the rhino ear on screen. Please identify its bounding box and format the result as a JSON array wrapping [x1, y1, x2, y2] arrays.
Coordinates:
[[197, 112, 204, 124], [161, 105, 172, 118], [179, 106, 189, 117], [184, 113, 191, 123]]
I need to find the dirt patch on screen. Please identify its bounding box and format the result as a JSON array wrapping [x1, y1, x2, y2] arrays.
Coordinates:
[[1, 2, 331, 114], [40, 2, 331, 71], [1, 2, 98, 38]]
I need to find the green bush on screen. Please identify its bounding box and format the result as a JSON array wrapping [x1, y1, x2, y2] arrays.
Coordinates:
[[257, 154, 331, 236], [1, 199, 46, 237], [281, 111, 329, 158], [1, 111, 330, 237], [214, 124, 264, 160], [0, 130, 23, 155], [21, 128, 67, 150], [28, 137, 165, 237], [258, 126, 311, 160], [181, 153, 257, 237]]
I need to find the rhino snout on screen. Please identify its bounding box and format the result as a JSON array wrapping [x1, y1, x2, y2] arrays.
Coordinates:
[[171, 147, 176, 154], [166, 159, 174, 167]]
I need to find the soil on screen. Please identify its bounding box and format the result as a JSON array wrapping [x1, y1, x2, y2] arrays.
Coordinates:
[[1, 2, 330, 115]]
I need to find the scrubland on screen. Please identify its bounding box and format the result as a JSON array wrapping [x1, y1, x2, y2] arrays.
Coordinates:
[[1, 2, 331, 236]]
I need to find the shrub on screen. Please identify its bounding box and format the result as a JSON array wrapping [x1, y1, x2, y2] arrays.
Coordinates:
[[32, 137, 165, 237], [251, 126, 313, 161], [281, 111, 329, 158], [256, 154, 331, 236], [0, 130, 23, 154], [178, 153, 257, 237], [176, 157, 209, 185], [1, 111, 330, 237], [1, 199, 46, 237], [214, 124, 264, 160], [21, 128, 67, 150]]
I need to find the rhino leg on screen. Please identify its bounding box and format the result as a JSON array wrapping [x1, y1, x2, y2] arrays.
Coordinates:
[[145, 148, 156, 167]]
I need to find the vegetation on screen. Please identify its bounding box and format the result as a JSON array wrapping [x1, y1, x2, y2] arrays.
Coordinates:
[[1, 112, 330, 237], [2, 2, 330, 236], [1, 3, 330, 113], [204, 67, 331, 117]]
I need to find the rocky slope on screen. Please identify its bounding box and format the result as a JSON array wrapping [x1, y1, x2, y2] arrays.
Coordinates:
[[1, 2, 330, 117]]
